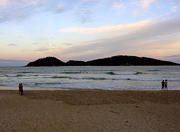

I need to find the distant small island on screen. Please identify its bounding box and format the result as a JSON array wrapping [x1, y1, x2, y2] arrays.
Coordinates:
[[26, 55, 178, 67]]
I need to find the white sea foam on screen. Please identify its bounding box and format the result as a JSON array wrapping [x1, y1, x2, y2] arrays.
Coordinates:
[[5, 74, 24, 77], [106, 71, 142, 75], [6, 74, 18, 77]]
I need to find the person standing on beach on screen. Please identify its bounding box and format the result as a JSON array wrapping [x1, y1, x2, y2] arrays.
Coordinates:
[[165, 80, 168, 89], [18, 83, 23, 95], [161, 80, 165, 89]]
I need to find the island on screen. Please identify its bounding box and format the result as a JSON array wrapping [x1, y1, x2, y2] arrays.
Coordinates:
[[26, 55, 178, 67]]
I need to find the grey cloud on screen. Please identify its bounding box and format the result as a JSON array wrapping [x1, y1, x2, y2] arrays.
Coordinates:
[[76, 4, 93, 23], [76, 0, 100, 23], [36, 48, 50, 52], [45, 1, 71, 13], [173, 0, 180, 12], [166, 55, 180, 58], [63, 42, 73, 45], [0, 4, 41, 22], [54, 4, 67, 13], [163, 55, 180, 63], [0, 0, 70, 23], [83, 0, 98, 3], [0, 59, 29, 66], [77, 7, 93, 23], [57, 16, 180, 61], [8, 43, 17, 46]]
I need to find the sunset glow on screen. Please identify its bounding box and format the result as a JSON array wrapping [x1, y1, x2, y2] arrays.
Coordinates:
[[0, 0, 180, 64]]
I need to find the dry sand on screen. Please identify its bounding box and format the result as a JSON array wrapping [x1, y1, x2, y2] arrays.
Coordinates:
[[0, 90, 180, 132]]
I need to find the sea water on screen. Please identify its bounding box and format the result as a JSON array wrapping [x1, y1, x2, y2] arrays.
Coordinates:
[[0, 66, 179, 90]]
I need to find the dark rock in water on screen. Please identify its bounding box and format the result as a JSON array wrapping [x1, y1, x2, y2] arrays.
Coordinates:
[[26, 55, 178, 67], [26, 57, 65, 67]]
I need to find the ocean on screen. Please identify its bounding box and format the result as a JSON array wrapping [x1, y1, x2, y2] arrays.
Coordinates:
[[0, 66, 179, 90]]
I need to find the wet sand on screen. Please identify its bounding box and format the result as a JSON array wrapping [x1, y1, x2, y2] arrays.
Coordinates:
[[0, 90, 180, 132]]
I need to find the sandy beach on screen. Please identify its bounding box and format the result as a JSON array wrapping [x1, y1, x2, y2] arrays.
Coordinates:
[[0, 90, 180, 132]]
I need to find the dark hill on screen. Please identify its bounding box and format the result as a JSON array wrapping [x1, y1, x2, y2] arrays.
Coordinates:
[[26, 57, 65, 67], [26, 55, 178, 67], [66, 60, 86, 66], [86, 55, 177, 66]]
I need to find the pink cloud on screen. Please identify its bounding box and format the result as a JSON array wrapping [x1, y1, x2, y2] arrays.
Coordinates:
[[140, 0, 157, 9]]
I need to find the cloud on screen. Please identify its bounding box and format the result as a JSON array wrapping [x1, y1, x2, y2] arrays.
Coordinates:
[[60, 20, 153, 33], [0, 0, 10, 6], [76, 4, 93, 23], [172, 0, 180, 12], [83, 0, 98, 2], [111, 0, 125, 13], [57, 16, 180, 61], [167, 55, 180, 58], [75, 0, 99, 23], [0, 0, 165, 23], [0, 6, 36, 22], [0, 59, 28, 66], [131, 0, 158, 16], [54, 4, 67, 13], [140, 0, 157, 9], [35, 48, 50, 52], [8, 43, 17, 46], [0, 0, 45, 7], [0, 0, 69, 23], [63, 42, 73, 46], [0, 0, 99, 23], [132, 0, 157, 9], [164, 55, 180, 63]]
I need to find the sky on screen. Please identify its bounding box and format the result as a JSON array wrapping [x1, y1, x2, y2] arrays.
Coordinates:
[[0, 0, 180, 65]]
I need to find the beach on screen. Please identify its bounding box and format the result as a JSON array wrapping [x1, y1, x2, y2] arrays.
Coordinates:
[[0, 90, 180, 132]]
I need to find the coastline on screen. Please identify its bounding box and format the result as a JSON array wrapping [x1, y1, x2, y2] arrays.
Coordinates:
[[1, 89, 180, 132], [1, 85, 180, 91]]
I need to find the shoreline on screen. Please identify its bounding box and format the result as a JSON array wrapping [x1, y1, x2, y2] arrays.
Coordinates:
[[0, 85, 179, 91]]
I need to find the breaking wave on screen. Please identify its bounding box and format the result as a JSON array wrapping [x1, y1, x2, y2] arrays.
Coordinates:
[[5, 74, 24, 77], [148, 69, 160, 72], [50, 75, 180, 82], [51, 76, 72, 79], [35, 82, 62, 86], [1, 66, 180, 90], [61, 72, 84, 74], [106, 71, 143, 75]]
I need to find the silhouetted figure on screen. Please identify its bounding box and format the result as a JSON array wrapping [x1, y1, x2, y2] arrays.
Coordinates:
[[18, 83, 23, 95], [161, 80, 165, 89], [164, 80, 168, 89]]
